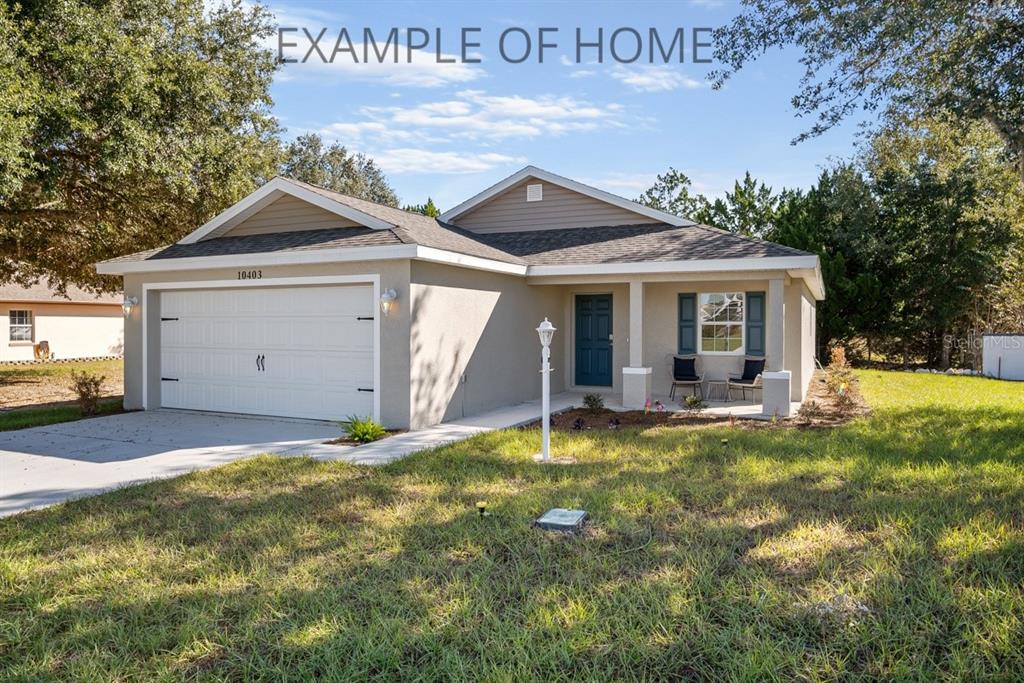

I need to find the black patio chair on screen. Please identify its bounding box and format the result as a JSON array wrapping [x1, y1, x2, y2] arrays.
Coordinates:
[[669, 354, 704, 400]]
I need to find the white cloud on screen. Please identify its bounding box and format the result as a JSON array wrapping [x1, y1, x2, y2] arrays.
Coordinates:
[[320, 90, 627, 146], [370, 149, 526, 175], [609, 65, 705, 93]]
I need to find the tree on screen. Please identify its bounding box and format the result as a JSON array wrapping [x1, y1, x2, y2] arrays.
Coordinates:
[[863, 116, 1024, 350], [770, 166, 885, 355], [704, 172, 778, 238], [280, 134, 399, 207], [712, 1, 1024, 182], [636, 168, 710, 221], [0, 0, 281, 293], [403, 198, 441, 218]]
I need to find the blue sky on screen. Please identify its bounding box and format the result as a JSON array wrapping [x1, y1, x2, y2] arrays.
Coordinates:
[[262, 0, 870, 209]]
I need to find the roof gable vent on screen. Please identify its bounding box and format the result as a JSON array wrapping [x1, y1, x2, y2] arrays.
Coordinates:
[[526, 183, 543, 202]]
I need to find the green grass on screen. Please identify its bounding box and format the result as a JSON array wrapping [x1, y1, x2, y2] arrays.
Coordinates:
[[0, 397, 123, 431], [2, 371, 1023, 680]]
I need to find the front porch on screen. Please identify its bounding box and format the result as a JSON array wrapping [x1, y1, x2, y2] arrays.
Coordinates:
[[537, 273, 817, 418], [558, 388, 802, 420]]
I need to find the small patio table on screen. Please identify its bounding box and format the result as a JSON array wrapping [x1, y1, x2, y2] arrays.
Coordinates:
[[705, 379, 730, 402]]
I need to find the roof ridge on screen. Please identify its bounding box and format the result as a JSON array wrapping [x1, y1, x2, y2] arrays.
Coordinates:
[[688, 223, 812, 256], [278, 176, 438, 222]]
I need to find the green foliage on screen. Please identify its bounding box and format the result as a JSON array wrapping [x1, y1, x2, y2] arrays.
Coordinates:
[[712, 0, 1024, 181], [644, 115, 1024, 365], [403, 197, 441, 218], [341, 415, 387, 443], [68, 370, 104, 416], [637, 169, 777, 237], [280, 133, 399, 207], [0, 0, 282, 293], [683, 394, 707, 414], [582, 392, 605, 413]]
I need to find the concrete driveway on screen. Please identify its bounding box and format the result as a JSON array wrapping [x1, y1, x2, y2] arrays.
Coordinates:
[[0, 411, 347, 517]]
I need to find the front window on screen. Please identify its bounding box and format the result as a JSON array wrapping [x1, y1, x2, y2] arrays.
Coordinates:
[[699, 293, 744, 353], [9, 310, 32, 342]]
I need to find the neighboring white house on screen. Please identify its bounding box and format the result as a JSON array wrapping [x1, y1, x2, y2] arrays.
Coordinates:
[[97, 166, 824, 430], [982, 333, 1024, 381], [0, 280, 123, 362]]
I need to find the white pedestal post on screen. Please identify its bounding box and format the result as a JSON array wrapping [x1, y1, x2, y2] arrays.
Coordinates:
[[541, 343, 550, 462], [761, 370, 792, 418], [622, 367, 652, 409]]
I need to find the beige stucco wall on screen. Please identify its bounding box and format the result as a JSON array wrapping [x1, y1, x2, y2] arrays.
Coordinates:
[[1, 303, 123, 362], [409, 261, 564, 429], [122, 260, 412, 428]]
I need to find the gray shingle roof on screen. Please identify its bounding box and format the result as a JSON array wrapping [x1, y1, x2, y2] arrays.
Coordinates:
[[475, 223, 812, 264], [102, 177, 811, 268], [102, 227, 402, 264]]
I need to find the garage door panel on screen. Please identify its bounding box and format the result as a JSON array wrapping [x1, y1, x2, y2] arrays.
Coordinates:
[[159, 285, 375, 421]]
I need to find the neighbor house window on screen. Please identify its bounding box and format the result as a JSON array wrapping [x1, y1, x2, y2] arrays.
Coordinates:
[[9, 310, 32, 342], [699, 293, 744, 353]]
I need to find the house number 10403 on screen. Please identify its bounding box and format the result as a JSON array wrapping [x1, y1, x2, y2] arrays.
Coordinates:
[[238, 270, 262, 280]]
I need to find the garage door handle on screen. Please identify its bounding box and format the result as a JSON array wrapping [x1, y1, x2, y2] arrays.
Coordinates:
[[256, 354, 265, 372], [357, 388, 374, 392], [161, 377, 179, 382]]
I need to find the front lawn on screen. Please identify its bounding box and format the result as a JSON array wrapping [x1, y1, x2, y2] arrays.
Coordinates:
[[2, 371, 1023, 680], [0, 358, 123, 409], [0, 397, 123, 432]]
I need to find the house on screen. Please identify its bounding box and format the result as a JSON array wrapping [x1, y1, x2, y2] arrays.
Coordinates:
[[0, 280, 123, 362], [96, 167, 824, 430]]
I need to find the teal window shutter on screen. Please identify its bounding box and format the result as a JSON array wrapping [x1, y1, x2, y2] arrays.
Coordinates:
[[746, 292, 765, 356], [678, 293, 697, 354]]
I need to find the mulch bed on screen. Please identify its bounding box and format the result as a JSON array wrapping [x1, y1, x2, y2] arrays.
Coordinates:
[[526, 369, 869, 433]]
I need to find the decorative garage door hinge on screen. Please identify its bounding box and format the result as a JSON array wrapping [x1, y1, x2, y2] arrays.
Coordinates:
[[357, 316, 374, 321], [160, 377, 179, 382], [357, 388, 374, 392], [160, 317, 179, 321]]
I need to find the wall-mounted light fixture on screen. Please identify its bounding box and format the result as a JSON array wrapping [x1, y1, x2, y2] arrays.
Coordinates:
[[380, 288, 398, 316], [122, 295, 138, 318]]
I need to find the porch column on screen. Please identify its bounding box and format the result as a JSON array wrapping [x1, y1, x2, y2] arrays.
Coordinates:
[[622, 280, 652, 409], [766, 278, 785, 371], [762, 277, 791, 418]]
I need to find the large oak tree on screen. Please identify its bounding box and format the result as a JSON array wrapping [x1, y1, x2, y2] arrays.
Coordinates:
[[712, 0, 1024, 182], [0, 0, 281, 293]]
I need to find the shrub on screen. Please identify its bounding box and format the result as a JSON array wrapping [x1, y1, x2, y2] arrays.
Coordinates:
[[798, 400, 825, 423], [582, 393, 604, 413], [341, 415, 387, 443], [824, 346, 858, 416], [683, 394, 707, 414], [69, 371, 104, 416]]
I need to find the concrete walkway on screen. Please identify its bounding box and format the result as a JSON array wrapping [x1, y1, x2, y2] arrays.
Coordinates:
[[0, 395, 580, 517]]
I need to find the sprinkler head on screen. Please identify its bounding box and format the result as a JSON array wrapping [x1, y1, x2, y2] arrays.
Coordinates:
[[476, 501, 488, 517], [721, 438, 729, 446]]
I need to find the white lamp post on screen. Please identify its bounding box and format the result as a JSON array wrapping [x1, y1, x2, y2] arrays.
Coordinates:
[[536, 318, 556, 462]]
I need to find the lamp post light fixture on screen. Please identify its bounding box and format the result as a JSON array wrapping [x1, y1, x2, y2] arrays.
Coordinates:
[[380, 288, 398, 316], [536, 317, 556, 462], [122, 296, 138, 318]]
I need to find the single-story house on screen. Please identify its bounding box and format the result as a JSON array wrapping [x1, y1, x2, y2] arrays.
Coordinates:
[[97, 166, 824, 430], [0, 280, 123, 362]]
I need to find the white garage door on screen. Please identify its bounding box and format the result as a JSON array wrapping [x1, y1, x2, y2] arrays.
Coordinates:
[[159, 285, 375, 421]]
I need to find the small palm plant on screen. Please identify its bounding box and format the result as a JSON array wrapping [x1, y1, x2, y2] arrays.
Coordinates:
[[340, 415, 387, 443]]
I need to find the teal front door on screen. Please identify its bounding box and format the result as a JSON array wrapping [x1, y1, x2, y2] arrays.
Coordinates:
[[575, 294, 613, 386]]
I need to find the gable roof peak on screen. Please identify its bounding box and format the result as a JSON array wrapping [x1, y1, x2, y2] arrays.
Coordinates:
[[439, 165, 695, 228]]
